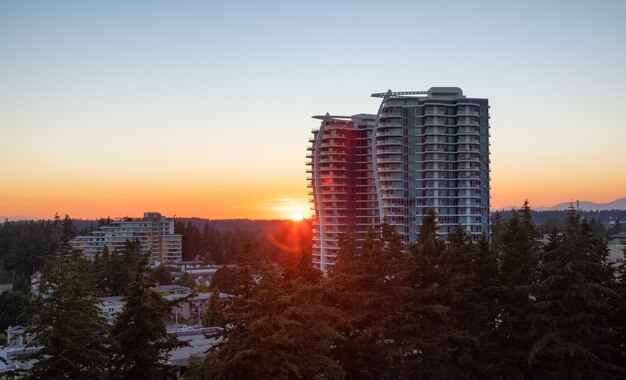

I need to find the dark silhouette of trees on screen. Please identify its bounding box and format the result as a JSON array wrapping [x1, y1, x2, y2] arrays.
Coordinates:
[[201, 287, 224, 328], [530, 211, 621, 379], [21, 244, 110, 379], [110, 253, 187, 380]]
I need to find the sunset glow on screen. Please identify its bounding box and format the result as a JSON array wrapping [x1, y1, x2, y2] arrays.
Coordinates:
[[1, 2, 625, 220]]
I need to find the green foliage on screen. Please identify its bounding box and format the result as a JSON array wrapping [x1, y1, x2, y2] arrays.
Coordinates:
[[530, 211, 622, 379], [175, 219, 313, 266], [326, 225, 407, 379], [149, 265, 174, 286], [494, 200, 540, 378], [613, 259, 626, 368], [210, 266, 237, 294], [0, 290, 31, 333], [110, 253, 187, 380], [400, 208, 456, 379], [470, 234, 501, 377], [202, 288, 224, 328], [440, 225, 481, 376], [175, 272, 196, 289], [189, 245, 343, 380], [4, 206, 626, 378], [21, 244, 110, 379], [93, 240, 142, 296], [12, 274, 31, 295], [60, 214, 77, 243], [0, 219, 58, 278]]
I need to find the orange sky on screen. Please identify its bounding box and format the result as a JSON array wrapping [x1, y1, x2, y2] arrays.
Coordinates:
[[0, 177, 312, 220], [1, 2, 625, 221], [1, 168, 625, 220]]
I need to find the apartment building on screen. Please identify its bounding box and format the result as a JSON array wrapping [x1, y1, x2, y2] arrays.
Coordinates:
[[308, 88, 490, 271], [70, 211, 182, 264]]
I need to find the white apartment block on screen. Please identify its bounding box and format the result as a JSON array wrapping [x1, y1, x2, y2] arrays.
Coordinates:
[[71, 212, 182, 264]]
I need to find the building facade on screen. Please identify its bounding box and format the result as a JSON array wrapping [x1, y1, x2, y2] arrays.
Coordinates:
[[307, 114, 379, 270], [70, 212, 182, 264], [308, 88, 490, 271]]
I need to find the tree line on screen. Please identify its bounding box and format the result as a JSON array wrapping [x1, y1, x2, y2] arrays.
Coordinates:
[[174, 219, 312, 265], [493, 209, 625, 237], [186, 203, 626, 379], [2, 239, 188, 379], [0, 216, 311, 282], [2, 205, 626, 379]]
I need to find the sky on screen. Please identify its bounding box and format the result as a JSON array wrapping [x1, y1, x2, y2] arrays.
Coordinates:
[[1, 0, 625, 220]]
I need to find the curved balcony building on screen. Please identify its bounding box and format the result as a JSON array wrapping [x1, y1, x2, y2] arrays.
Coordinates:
[[371, 88, 490, 242], [308, 88, 490, 272], [308, 114, 378, 272]]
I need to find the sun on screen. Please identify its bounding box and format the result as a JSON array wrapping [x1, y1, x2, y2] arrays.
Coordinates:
[[291, 212, 303, 221]]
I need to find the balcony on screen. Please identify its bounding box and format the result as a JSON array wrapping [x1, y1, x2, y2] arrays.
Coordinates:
[[376, 130, 403, 138], [379, 111, 403, 118]]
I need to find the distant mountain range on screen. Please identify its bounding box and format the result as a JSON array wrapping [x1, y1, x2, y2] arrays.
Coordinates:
[[3, 197, 626, 222], [499, 198, 626, 211]]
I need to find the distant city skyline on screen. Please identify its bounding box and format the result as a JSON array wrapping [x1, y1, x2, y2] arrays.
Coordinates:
[[1, 1, 625, 220]]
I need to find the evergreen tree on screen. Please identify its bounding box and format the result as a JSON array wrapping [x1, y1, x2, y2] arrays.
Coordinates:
[[99, 240, 142, 296], [398, 208, 456, 379], [21, 244, 110, 379], [12, 274, 31, 295], [494, 200, 540, 378], [175, 272, 196, 289], [110, 253, 186, 380], [60, 214, 76, 243], [202, 287, 224, 327], [210, 266, 237, 294], [612, 257, 626, 368], [490, 210, 505, 248], [149, 265, 173, 286], [530, 210, 622, 378], [470, 234, 501, 377], [278, 252, 344, 380], [52, 213, 61, 245], [0, 289, 31, 332], [326, 226, 406, 380], [441, 225, 481, 377], [190, 244, 343, 379]]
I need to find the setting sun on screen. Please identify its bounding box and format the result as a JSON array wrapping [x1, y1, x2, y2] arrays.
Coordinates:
[[291, 212, 303, 221]]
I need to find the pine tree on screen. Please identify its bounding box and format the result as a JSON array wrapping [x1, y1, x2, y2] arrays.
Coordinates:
[[326, 226, 407, 379], [202, 287, 224, 327], [61, 214, 76, 243], [398, 208, 455, 379], [0, 289, 31, 333], [21, 244, 110, 379], [278, 250, 344, 379], [490, 210, 505, 248], [494, 200, 540, 378], [470, 234, 501, 377], [110, 253, 187, 380], [441, 225, 481, 377], [530, 210, 622, 379], [612, 257, 626, 368], [190, 244, 343, 379], [12, 273, 31, 295]]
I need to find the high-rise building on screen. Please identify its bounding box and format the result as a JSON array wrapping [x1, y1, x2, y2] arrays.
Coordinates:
[[308, 87, 490, 272], [307, 114, 378, 270], [70, 211, 182, 264]]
